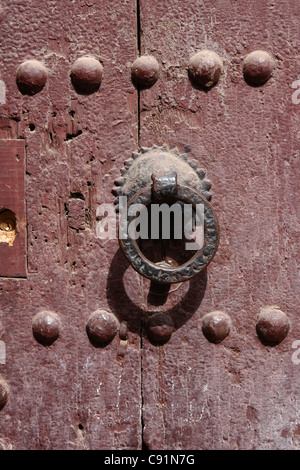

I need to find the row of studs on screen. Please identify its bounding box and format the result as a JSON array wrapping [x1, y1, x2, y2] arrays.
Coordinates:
[[14, 49, 274, 97], [30, 305, 290, 347], [0, 305, 290, 409]]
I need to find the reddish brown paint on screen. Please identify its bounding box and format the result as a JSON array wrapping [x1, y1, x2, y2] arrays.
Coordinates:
[[0, 0, 299, 451]]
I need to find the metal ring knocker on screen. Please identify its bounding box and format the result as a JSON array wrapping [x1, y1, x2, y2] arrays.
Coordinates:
[[113, 144, 220, 284]]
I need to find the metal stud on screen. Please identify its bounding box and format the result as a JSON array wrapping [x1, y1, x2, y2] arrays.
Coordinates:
[[188, 50, 223, 88], [147, 312, 174, 344], [86, 309, 119, 347], [202, 311, 231, 343], [32, 310, 61, 346], [243, 50, 274, 86], [70, 56, 103, 95], [131, 55, 160, 87], [256, 307, 289, 346], [16, 59, 47, 95]]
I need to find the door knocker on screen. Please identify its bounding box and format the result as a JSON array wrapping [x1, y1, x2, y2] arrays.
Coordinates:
[[113, 144, 219, 284]]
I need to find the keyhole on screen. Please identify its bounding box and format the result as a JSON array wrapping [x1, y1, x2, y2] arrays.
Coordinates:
[[0, 210, 17, 245], [0, 218, 14, 231]]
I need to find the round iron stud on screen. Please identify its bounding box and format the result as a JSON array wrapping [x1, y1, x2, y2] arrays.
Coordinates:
[[131, 55, 160, 87], [202, 311, 231, 343], [188, 50, 223, 87], [16, 59, 47, 95]]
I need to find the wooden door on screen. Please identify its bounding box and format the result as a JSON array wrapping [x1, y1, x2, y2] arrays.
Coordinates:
[[0, 0, 299, 450]]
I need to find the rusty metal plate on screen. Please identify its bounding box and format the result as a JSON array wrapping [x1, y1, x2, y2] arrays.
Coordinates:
[[0, 140, 26, 278]]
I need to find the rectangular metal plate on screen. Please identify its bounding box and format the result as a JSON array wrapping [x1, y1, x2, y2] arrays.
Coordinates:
[[0, 139, 26, 277]]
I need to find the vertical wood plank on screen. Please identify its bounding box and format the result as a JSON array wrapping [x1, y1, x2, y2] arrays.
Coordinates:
[[0, 0, 141, 450], [139, 0, 300, 450]]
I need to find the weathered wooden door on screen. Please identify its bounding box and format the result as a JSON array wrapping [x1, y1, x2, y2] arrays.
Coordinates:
[[0, 0, 299, 450]]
